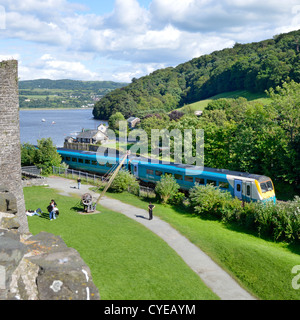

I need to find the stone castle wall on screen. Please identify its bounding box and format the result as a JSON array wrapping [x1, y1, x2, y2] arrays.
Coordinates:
[[0, 60, 28, 233], [0, 60, 100, 300]]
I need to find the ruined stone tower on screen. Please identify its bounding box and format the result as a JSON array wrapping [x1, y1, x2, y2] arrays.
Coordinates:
[[0, 60, 28, 233]]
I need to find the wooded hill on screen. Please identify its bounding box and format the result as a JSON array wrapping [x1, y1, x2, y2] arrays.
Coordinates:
[[19, 79, 127, 109], [93, 29, 300, 120]]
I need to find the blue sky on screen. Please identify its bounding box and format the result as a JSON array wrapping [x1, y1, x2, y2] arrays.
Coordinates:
[[0, 0, 299, 82]]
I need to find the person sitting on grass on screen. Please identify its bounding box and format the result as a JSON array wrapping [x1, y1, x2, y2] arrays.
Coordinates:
[[26, 208, 42, 216]]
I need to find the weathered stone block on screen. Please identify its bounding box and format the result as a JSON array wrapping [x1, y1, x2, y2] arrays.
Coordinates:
[[0, 236, 27, 297], [0, 232, 101, 300]]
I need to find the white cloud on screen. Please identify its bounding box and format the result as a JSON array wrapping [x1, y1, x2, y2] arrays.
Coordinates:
[[1, 0, 84, 16], [107, 0, 150, 31], [150, 0, 300, 36], [19, 54, 100, 80], [0, 53, 20, 61], [1, 0, 299, 81], [4, 11, 72, 46], [110, 62, 166, 83]]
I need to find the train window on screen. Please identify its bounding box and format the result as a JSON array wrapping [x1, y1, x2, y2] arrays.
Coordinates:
[[174, 174, 183, 180], [147, 169, 154, 175], [78, 158, 83, 163], [85, 159, 90, 164], [165, 172, 173, 177], [219, 182, 229, 189], [195, 178, 205, 185], [247, 185, 251, 196], [107, 163, 113, 168], [260, 181, 273, 193], [155, 171, 163, 176], [92, 161, 98, 166], [61, 157, 65, 161], [260, 183, 267, 193], [266, 181, 273, 191], [72, 158, 77, 162], [66, 157, 71, 161], [98, 162, 105, 166], [207, 179, 217, 186], [236, 184, 241, 192], [185, 176, 194, 183]]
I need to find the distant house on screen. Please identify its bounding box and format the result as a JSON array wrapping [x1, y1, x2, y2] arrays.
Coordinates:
[[76, 128, 107, 144], [127, 117, 141, 129], [64, 124, 108, 151]]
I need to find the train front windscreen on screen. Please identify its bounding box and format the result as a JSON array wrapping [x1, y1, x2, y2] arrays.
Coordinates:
[[260, 180, 274, 193]]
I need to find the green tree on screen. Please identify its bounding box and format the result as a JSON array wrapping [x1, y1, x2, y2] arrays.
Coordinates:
[[108, 112, 126, 132], [155, 174, 180, 204], [34, 138, 62, 175], [21, 143, 37, 166], [110, 170, 139, 195], [268, 80, 300, 143]]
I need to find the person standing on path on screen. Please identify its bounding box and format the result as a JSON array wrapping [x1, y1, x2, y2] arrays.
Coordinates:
[[77, 177, 81, 189], [148, 202, 155, 220]]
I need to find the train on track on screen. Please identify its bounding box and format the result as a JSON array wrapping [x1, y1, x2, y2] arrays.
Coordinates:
[[57, 148, 276, 204]]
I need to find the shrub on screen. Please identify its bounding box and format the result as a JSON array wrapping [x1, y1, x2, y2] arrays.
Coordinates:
[[110, 170, 139, 195], [155, 174, 180, 204], [282, 196, 300, 242], [189, 185, 300, 243], [189, 184, 233, 219], [169, 192, 186, 206]]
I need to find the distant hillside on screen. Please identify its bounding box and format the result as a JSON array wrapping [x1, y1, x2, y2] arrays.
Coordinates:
[[93, 29, 300, 120], [19, 79, 127, 109]]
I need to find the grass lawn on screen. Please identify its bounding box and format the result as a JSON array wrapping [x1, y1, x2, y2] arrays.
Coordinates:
[[105, 191, 300, 300], [178, 90, 272, 113], [23, 186, 218, 300]]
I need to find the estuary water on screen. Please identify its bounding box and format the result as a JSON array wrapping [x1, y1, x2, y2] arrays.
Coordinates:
[[20, 108, 107, 147]]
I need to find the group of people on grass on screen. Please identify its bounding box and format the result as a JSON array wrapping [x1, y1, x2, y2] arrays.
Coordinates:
[[26, 199, 59, 221], [26, 183, 156, 221], [27, 200, 154, 220], [48, 199, 59, 221]]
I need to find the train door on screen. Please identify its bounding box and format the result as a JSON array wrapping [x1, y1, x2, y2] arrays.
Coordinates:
[[133, 163, 139, 178], [245, 181, 252, 202], [234, 180, 242, 199]]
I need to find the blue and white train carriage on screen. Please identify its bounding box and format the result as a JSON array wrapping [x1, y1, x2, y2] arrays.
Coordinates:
[[57, 148, 276, 204], [133, 160, 276, 204]]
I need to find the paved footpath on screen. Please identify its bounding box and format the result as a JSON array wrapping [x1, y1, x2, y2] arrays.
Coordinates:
[[46, 176, 256, 300]]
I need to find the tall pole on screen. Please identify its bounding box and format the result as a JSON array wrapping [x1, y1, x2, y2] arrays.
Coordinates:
[[95, 151, 130, 206]]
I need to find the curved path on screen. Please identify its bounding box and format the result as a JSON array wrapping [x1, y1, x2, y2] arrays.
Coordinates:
[[45, 176, 256, 300]]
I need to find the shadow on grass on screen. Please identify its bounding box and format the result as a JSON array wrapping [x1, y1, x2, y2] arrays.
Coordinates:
[[39, 211, 50, 220], [70, 200, 85, 213]]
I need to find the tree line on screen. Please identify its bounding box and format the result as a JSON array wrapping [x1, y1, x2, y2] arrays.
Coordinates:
[[93, 29, 300, 120], [19, 79, 127, 91]]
